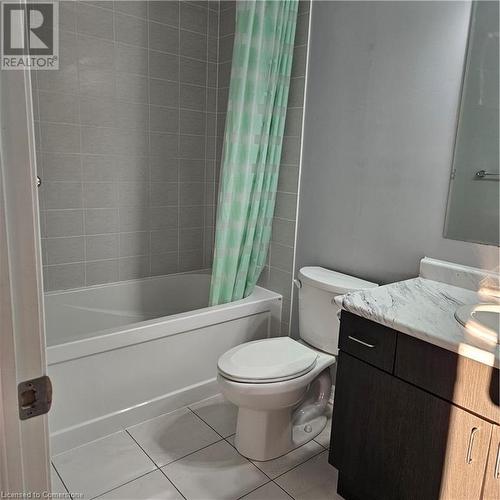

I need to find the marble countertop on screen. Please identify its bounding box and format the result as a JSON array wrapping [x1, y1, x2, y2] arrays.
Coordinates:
[[338, 276, 499, 368]]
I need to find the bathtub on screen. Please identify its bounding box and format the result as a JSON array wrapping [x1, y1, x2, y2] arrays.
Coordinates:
[[45, 273, 282, 454]]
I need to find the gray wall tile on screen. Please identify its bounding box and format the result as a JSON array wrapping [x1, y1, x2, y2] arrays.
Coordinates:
[[45, 237, 85, 265], [151, 229, 178, 254], [76, 2, 114, 40], [85, 208, 119, 234], [41, 153, 82, 181], [44, 263, 85, 291], [42, 182, 83, 209], [180, 30, 207, 59], [77, 35, 114, 68], [151, 252, 178, 275], [149, 51, 179, 81], [39, 91, 79, 124], [115, 12, 148, 47], [86, 259, 119, 285], [119, 256, 150, 280], [116, 74, 149, 102], [149, 1, 179, 27], [149, 21, 179, 52], [114, 1, 147, 19], [180, 249, 203, 271], [45, 210, 84, 237], [40, 123, 80, 153], [150, 182, 179, 206], [86, 234, 119, 260], [150, 78, 179, 107], [116, 44, 149, 75], [181, 3, 208, 34], [83, 182, 118, 208], [119, 232, 149, 257]]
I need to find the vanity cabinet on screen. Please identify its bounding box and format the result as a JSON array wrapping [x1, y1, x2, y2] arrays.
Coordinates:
[[330, 311, 500, 500]]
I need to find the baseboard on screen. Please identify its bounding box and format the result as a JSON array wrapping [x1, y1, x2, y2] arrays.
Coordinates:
[[50, 378, 219, 455]]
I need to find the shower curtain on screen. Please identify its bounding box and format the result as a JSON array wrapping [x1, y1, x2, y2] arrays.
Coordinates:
[[209, 0, 299, 305]]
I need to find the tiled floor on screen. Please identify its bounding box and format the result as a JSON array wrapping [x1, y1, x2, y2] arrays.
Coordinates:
[[52, 394, 344, 500]]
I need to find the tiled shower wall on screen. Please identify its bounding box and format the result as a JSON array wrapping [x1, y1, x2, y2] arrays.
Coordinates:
[[34, 0, 221, 291], [35, 0, 310, 324]]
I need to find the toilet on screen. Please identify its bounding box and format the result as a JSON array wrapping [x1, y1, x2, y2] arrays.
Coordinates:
[[217, 266, 378, 461]]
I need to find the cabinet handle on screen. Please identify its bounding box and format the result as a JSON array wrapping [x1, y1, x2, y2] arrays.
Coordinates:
[[466, 427, 478, 464], [347, 335, 375, 349], [494, 442, 500, 479]]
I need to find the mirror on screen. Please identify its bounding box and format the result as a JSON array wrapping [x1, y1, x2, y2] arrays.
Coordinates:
[[444, 1, 499, 246]]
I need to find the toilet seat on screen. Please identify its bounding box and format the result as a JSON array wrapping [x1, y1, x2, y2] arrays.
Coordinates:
[[217, 337, 318, 383]]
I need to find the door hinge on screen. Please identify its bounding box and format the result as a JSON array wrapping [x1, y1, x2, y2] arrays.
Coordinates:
[[18, 375, 52, 420]]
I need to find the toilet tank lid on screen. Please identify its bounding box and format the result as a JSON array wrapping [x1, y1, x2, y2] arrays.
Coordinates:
[[298, 266, 378, 294]]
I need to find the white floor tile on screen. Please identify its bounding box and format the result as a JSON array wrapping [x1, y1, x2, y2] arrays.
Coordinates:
[[313, 419, 332, 448], [252, 440, 324, 479], [275, 451, 344, 500], [128, 407, 221, 467], [95, 470, 183, 500], [241, 482, 292, 500], [50, 465, 68, 495], [162, 440, 269, 500], [52, 431, 155, 499], [190, 394, 238, 437]]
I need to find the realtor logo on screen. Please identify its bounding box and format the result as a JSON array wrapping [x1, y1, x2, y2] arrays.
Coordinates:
[[1, 2, 59, 70]]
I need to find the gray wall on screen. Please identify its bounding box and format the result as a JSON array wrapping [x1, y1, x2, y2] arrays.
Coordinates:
[[294, 0, 499, 327], [34, 0, 221, 291]]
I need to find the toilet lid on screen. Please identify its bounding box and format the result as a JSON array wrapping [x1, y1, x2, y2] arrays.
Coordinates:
[[218, 337, 318, 383]]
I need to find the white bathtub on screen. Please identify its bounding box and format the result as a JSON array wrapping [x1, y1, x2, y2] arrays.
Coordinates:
[[45, 273, 282, 453]]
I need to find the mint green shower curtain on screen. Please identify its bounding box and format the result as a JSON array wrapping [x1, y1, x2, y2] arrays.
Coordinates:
[[209, 0, 299, 305]]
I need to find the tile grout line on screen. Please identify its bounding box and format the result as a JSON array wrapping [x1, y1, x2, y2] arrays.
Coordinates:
[[269, 480, 295, 500], [177, 0, 182, 273], [124, 429, 187, 500], [223, 431, 326, 482], [50, 461, 73, 499], [234, 479, 274, 500], [186, 406, 227, 440], [74, 6, 87, 288], [87, 469, 159, 500], [146, 0, 152, 277], [272, 447, 327, 482]]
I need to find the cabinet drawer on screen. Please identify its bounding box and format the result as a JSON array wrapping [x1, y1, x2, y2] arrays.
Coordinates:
[[395, 334, 500, 424], [339, 312, 397, 373]]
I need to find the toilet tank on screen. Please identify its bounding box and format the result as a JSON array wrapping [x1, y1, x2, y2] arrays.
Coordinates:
[[297, 267, 378, 355]]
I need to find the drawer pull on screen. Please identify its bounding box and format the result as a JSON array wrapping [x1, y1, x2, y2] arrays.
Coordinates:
[[466, 427, 478, 464], [347, 335, 375, 349], [494, 443, 500, 479]]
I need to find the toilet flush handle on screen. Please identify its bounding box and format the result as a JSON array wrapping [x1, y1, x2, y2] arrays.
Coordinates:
[[293, 278, 302, 289]]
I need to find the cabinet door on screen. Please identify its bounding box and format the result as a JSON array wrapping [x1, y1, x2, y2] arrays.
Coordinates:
[[331, 352, 492, 500], [483, 425, 500, 500]]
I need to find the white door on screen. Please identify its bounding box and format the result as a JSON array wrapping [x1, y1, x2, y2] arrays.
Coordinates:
[[0, 65, 51, 491]]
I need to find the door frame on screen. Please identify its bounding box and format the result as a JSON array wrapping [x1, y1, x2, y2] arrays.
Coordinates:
[[0, 63, 51, 492]]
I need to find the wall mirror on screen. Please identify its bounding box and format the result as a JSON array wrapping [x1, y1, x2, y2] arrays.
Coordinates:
[[445, 1, 499, 246]]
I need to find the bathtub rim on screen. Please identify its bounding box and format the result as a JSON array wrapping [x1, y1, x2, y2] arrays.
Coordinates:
[[47, 284, 282, 365]]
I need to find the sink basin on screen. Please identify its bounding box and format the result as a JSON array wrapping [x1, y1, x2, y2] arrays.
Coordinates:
[[455, 304, 500, 341]]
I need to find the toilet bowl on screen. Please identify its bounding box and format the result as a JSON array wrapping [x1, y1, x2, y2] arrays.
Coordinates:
[[217, 267, 378, 461], [218, 337, 334, 461]]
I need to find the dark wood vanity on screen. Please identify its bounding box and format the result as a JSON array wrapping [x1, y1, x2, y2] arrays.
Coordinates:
[[330, 311, 500, 500]]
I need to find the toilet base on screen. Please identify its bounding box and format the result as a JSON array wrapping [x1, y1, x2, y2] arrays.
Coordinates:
[[234, 407, 328, 461], [235, 407, 293, 461]]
